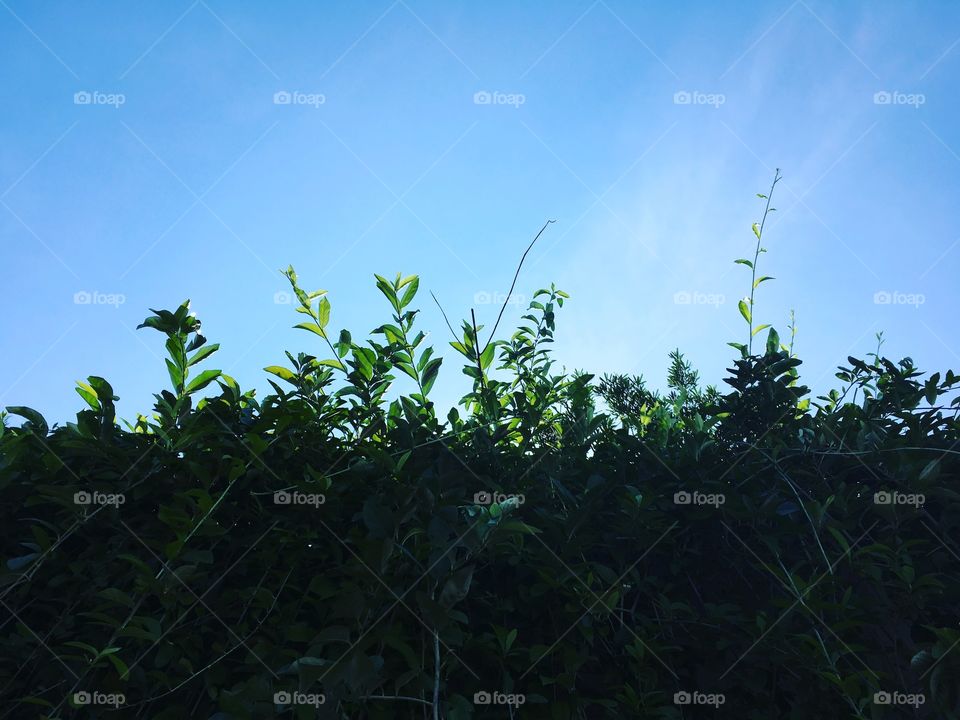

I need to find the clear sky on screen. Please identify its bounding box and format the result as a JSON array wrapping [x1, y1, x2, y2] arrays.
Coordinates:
[[2, 1, 959, 427]]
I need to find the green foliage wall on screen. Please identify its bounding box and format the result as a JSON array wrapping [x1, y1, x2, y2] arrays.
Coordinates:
[[2, 184, 959, 718]]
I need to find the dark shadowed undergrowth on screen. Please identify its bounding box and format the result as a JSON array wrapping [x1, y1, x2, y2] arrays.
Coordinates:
[[3, 177, 959, 719]]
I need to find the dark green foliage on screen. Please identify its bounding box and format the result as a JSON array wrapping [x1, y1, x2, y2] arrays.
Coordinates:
[[3, 203, 959, 718]]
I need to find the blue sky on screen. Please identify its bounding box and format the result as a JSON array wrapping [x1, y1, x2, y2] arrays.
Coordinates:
[[2, 1, 959, 426]]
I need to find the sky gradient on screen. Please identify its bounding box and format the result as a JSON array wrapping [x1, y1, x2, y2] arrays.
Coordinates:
[[2, 1, 959, 426]]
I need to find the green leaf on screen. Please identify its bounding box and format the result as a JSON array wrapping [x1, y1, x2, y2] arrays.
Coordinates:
[[399, 277, 419, 309], [318, 358, 346, 370], [766, 327, 781, 355], [752, 222, 761, 239], [738, 300, 751, 323], [318, 297, 331, 328], [479, 343, 496, 371], [294, 322, 327, 339], [75, 381, 100, 411], [185, 369, 222, 395], [734, 259, 753, 268], [187, 344, 219, 367], [106, 652, 129, 680], [752, 323, 771, 337], [753, 275, 775, 289], [421, 358, 443, 395], [264, 365, 296, 382]]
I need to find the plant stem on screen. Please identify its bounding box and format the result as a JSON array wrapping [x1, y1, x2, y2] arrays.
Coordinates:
[[748, 168, 781, 354]]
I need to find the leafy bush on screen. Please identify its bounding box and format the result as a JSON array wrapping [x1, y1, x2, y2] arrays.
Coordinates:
[[2, 178, 959, 719]]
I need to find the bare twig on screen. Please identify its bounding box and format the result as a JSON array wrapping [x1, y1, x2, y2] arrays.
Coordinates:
[[430, 290, 459, 342], [482, 219, 555, 353]]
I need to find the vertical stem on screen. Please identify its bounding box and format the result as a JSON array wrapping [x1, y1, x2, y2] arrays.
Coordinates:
[[471, 309, 485, 389], [748, 168, 781, 354]]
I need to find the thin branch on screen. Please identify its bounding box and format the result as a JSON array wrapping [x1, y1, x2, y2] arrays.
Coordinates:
[[430, 290, 459, 342], [483, 219, 555, 353]]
